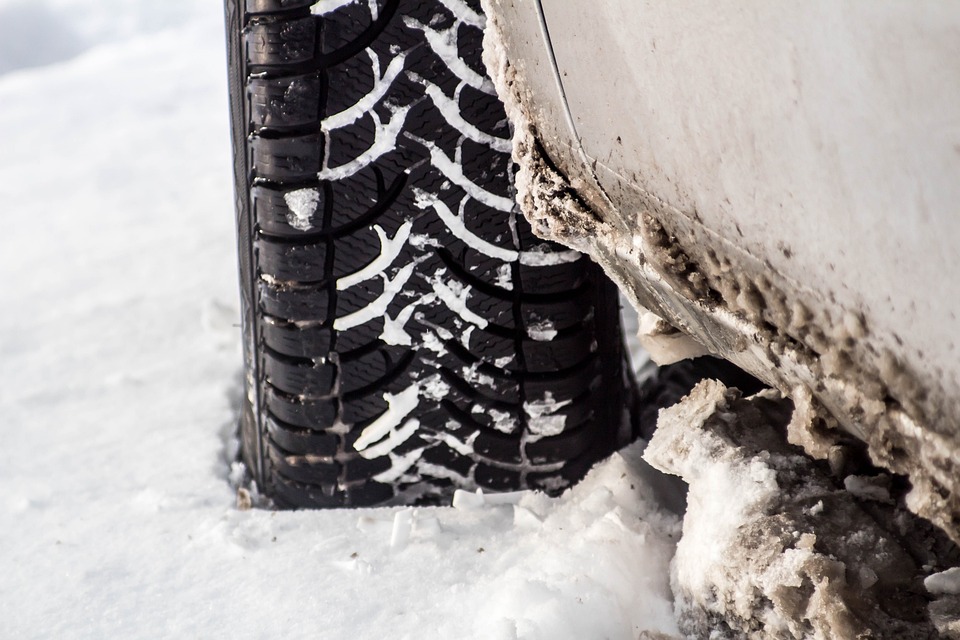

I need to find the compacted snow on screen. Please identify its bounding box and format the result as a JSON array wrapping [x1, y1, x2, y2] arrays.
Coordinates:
[[0, 1, 683, 637]]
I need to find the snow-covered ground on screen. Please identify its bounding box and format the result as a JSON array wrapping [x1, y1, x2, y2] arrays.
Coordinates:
[[0, 1, 683, 637]]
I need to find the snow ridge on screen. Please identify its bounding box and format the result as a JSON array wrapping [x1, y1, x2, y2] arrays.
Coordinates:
[[402, 16, 495, 95], [337, 221, 413, 290], [324, 50, 407, 131], [320, 105, 411, 181]]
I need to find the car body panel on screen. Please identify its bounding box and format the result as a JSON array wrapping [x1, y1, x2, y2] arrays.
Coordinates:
[[483, 0, 960, 541], [543, 1, 960, 418]]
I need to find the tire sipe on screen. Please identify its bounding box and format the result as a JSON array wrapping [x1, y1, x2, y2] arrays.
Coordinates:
[[225, 0, 637, 507]]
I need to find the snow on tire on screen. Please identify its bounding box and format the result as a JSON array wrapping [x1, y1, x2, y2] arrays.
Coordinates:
[[225, 0, 636, 507]]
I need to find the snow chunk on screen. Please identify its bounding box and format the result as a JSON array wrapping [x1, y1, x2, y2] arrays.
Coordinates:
[[635, 308, 708, 365], [283, 188, 319, 231], [926, 567, 960, 595], [420, 330, 447, 355], [420, 374, 449, 401], [488, 408, 516, 434], [526, 319, 556, 342], [494, 263, 513, 289], [461, 362, 494, 388], [460, 324, 475, 349], [523, 391, 571, 438]]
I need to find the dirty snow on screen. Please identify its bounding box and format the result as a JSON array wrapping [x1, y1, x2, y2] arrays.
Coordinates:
[[0, 1, 684, 638], [645, 380, 960, 639]]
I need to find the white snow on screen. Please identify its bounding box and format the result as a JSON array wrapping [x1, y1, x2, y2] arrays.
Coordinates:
[[324, 49, 407, 131], [358, 418, 421, 460], [526, 319, 557, 342], [0, 1, 684, 638], [413, 188, 580, 267], [354, 384, 422, 452], [283, 187, 320, 231], [380, 298, 422, 346], [411, 140, 517, 212], [417, 77, 513, 153], [333, 258, 421, 331], [523, 392, 572, 438], [636, 308, 709, 366], [489, 408, 518, 434], [428, 269, 490, 329], [402, 15, 496, 95], [336, 221, 412, 290], [517, 244, 581, 267], [438, 0, 486, 29], [320, 104, 411, 181], [460, 324, 476, 348], [644, 381, 781, 613], [311, 0, 356, 15], [495, 263, 513, 289]]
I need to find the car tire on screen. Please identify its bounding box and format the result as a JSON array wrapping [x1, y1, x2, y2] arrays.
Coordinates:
[[224, 0, 636, 507]]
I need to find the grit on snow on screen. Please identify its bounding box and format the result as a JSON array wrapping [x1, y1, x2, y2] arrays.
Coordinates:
[[0, 0, 683, 637]]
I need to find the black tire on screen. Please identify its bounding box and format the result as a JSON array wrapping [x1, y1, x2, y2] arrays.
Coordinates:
[[225, 0, 636, 507]]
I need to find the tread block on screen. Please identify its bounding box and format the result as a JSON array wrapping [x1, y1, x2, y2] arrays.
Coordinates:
[[259, 280, 330, 322], [249, 72, 322, 130], [262, 317, 332, 359], [269, 447, 340, 485], [473, 430, 523, 465], [250, 134, 323, 182], [475, 463, 520, 492], [422, 443, 474, 479], [341, 391, 388, 425], [340, 344, 408, 394], [246, 0, 315, 14], [342, 455, 392, 482], [515, 257, 590, 295], [266, 415, 340, 456], [521, 330, 596, 373], [245, 17, 317, 67], [524, 423, 595, 465], [257, 236, 328, 282], [264, 350, 336, 397], [527, 455, 598, 495], [272, 473, 394, 508], [265, 387, 337, 428], [524, 360, 603, 403], [253, 184, 326, 237]]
